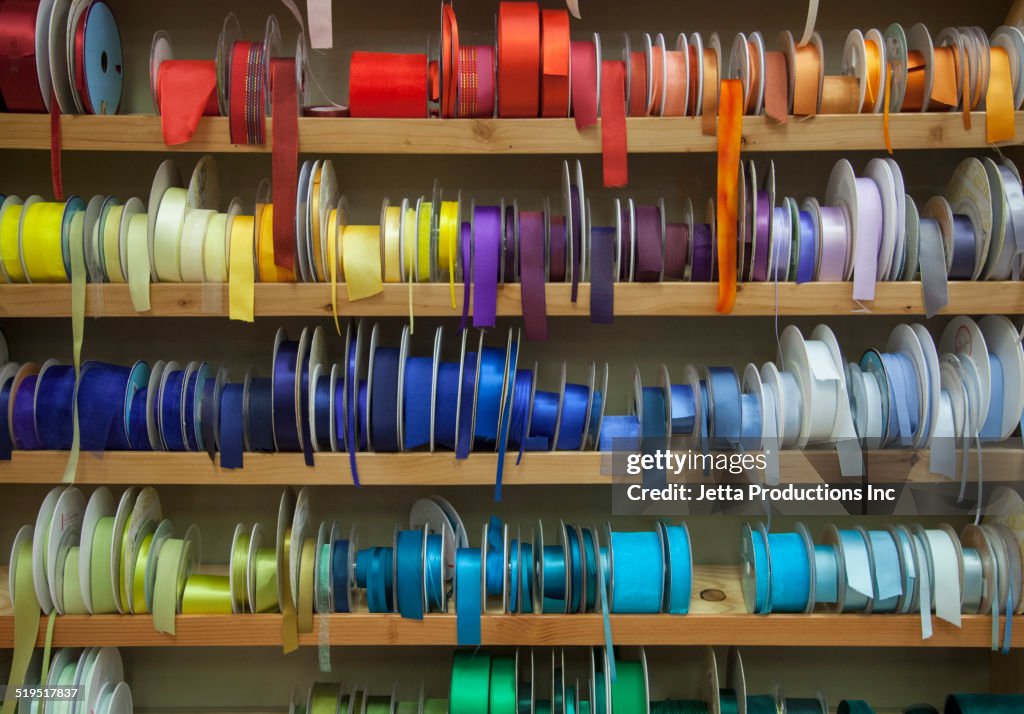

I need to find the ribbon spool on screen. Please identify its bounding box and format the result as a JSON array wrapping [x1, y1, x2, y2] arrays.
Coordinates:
[[740, 522, 816, 614]]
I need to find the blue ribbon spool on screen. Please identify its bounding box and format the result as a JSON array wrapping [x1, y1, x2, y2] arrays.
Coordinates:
[[879, 352, 919, 447], [474, 348, 506, 446], [200, 376, 217, 460], [403, 356, 434, 450], [81, 0, 123, 114], [530, 390, 560, 450], [182, 367, 203, 451], [543, 544, 567, 612], [370, 347, 401, 452], [739, 393, 763, 452], [344, 327, 360, 485], [77, 361, 132, 451], [741, 524, 771, 614], [434, 361, 461, 450], [509, 540, 520, 612], [127, 386, 151, 452], [12, 374, 41, 450], [706, 367, 742, 448], [361, 546, 394, 613], [272, 338, 301, 451], [455, 547, 482, 645], [867, 530, 903, 612], [357, 381, 369, 450], [835, 529, 872, 611], [34, 364, 76, 450], [332, 539, 350, 613], [247, 377, 275, 452], [455, 352, 477, 459], [159, 369, 187, 451], [297, 339, 314, 466], [669, 384, 695, 435], [586, 389, 604, 445], [598, 415, 640, 451], [506, 368, 533, 453], [661, 523, 692, 614], [425, 533, 445, 611], [766, 531, 812, 613], [493, 340, 520, 500], [396, 529, 425, 620], [220, 384, 244, 469], [314, 374, 332, 448], [609, 530, 664, 613], [640, 385, 668, 490], [814, 544, 839, 605], [556, 384, 591, 451], [485, 516, 505, 598], [0, 374, 17, 459]]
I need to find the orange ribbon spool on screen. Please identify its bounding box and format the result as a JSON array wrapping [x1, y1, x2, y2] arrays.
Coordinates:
[[819, 75, 860, 113], [863, 39, 882, 112], [540, 8, 570, 117], [662, 49, 687, 116], [497, 1, 540, 117], [763, 50, 788, 123], [700, 49, 718, 136], [744, 41, 761, 114], [987, 46, 1016, 143], [902, 50, 927, 111], [628, 50, 647, 116], [791, 42, 820, 116], [441, 4, 459, 118], [930, 46, 959, 109]]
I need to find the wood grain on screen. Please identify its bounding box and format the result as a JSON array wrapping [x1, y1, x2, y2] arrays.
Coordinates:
[[0, 565, 1017, 648], [0, 449, 1011, 486], [1, 282, 1023, 318], [0, 113, 1021, 154]]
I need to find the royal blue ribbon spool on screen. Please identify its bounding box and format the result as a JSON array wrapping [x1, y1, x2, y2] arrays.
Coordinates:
[[34, 365, 76, 450], [127, 387, 151, 451], [396, 529, 425, 620], [247, 377, 275, 452], [556, 384, 591, 451], [160, 369, 187, 451], [530, 390, 560, 450], [200, 377, 217, 459], [0, 376, 16, 459], [314, 374, 332, 448], [403, 356, 433, 450], [77, 362, 132, 451], [455, 352, 477, 459], [370, 347, 401, 452], [609, 530, 664, 613], [12, 375, 41, 450], [182, 368, 202, 451], [332, 539, 350, 613], [434, 361, 461, 450], [272, 339, 300, 451], [474, 348, 506, 446], [598, 415, 640, 451]]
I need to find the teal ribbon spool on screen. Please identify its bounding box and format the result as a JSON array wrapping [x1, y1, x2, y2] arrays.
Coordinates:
[[945, 694, 1024, 713], [720, 689, 741, 714], [786, 699, 825, 714], [566, 526, 584, 613], [609, 530, 664, 613], [746, 695, 780, 714], [838, 701, 876, 714], [565, 685, 577, 714], [517, 685, 532, 714], [903, 706, 939, 714], [543, 544, 567, 612], [578, 702, 591, 714], [536, 703, 552, 714], [594, 670, 607, 714], [583, 528, 598, 611]]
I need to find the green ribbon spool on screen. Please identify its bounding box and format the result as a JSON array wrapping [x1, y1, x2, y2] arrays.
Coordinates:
[[489, 656, 517, 714], [90, 517, 117, 613], [364, 696, 391, 714], [536, 702, 552, 714], [450, 651, 491, 714], [423, 699, 448, 714], [395, 703, 418, 714], [231, 531, 251, 610], [720, 689, 741, 714], [565, 685, 577, 714], [838, 701, 876, 714], [309, 683, 337, 714], [945, 695, 1024, 713], [746, 695, 779, 714], [578, 702, 591, 714], [610, 661, 646, 714]]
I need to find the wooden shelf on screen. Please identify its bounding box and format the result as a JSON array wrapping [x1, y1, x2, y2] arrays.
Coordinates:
[[0, 113, 1021, 154], [0, 449, 1013, 486], [2, 282, 1023, 318], [0, 566, 1017, 648]]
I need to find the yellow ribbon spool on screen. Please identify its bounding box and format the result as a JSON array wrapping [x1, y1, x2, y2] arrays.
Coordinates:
[[90, 516, 117, 614], [438, 200, 459, 307], [342, 225, 383, 301], [403, 205, 418, 331], [181, 574, 233, 614], [0, 199, 26, 283], [102, 204, 126, 283], [310, 683, 339, 714], [229, 215, 256, 322], [21, 202, 68, 283], [126, 212, 152, 312], [383, 205, 402, 283], [417, 203, 432, 283], [311, 167, 324, 277], [326, 208, 341, 334]]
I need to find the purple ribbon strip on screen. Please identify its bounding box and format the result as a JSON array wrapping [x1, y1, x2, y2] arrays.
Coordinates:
[[949, 214, 976, 280], [519, 211, 548, 341], [590, 226, 615, 324], [460, 221, 472, 331], [796, 210, 816, 284], [570, 185, 582, 302], [473, 206, 501, 328]]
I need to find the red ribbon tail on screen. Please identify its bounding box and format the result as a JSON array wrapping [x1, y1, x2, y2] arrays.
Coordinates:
[[50, 92, 64, 201]]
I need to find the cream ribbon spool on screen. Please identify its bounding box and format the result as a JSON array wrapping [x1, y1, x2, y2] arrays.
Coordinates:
[[102, 205, 126, 283], [203, 213, 229, 282], [126, 214, 152, 312], [153, 188, 189, 282], [179, 209, 215, 283]]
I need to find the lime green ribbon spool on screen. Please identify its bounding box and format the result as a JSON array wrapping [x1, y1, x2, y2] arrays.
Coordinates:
[[422, 699, 448, 714], [395, 703, 418, 714], [253, 547, 280, 613], [364, 696, 391, 714], [309, 683, 337, 714], [2, 539, 40, 714], [131, 534, 154, 614], [62, 547, 88, 615], [450, 651, 491, 714], [181, 575, 233, 614], [90, 517, 117, 613], [232, 531, 251, 611], [610, 661, 646, 714], [945, 695, 1024, 713], [489, 656, 516, 714]]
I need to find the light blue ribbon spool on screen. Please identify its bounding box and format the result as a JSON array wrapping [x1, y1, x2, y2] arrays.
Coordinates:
[[81, 1, 124, 115], [828, 527, 875, 613], [740, 523, 771, 613], [813, 544, 839, 605], [890, 525, 918, 614], [961, 547, 985, 614], [767, 531, 812, 613], [659, 522, 692, 614], [607, 528, 665, 613], [866, 530, 903, 613], [705, 367, 742, 449], [981, 353, 1004, 441]]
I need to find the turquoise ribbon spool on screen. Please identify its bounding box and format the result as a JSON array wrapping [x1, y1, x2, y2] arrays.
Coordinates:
[[661, 523, 692, 614], [786, 698, 826, 714], [746, 695, 779, 714], [543, 544, 567, 612], [741, 524, 771, 613], [582, 528, 598, 612], [944, 694, 1024, 713], [767, 532, 811, 612], [609, 530, 664, 613], [838, 701, 876, 714], [719, 689, 740, 714], [566, 526, 584, 613]]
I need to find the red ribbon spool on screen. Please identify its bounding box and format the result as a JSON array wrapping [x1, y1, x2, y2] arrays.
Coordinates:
[[349, 51, 427, 118]]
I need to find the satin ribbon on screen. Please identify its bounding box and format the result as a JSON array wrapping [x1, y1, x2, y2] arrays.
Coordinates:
[[600, 61, 628, 188], [571, 41, 598, 129], [818, 206, 849, 281], [987, 48, 1016, 144], [349, 52, 427, 117], [455, 548, 482, 644], [519, 210, 548, 340], [497, 2, 541, 117], [540, 9, 570, 117], [796, 210, 816, 283], [716, 79, 742, 313], [158, 61, 218, 145], [635, 205, 663, 282], [0, 0, 46, 112], [370, 347, 400, 452], [474, 206, 501, 328], [852, 177, 883, 302], [948, 215, 976, 279]]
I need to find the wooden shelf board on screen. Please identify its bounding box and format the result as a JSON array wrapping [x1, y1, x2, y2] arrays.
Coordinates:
[[0, 113, 1020, 154], [1, 282, 1023, 318], [0, 449, 1012, 486], [0, 565, 1017, 648]]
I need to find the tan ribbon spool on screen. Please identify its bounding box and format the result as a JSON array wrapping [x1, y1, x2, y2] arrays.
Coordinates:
[[819, 75, 861, 113]]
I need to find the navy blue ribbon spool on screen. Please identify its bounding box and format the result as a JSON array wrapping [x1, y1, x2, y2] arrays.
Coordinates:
[[425, 533, 445, 610], [434, 361, 461, 450], [370, 347, 401, 452], [396, 529, 425, 620], [403, 357, 433, 450], [345, 333, 360, 485], [12, 375, 41, 450], [160, 370, 187, 451], [455, 547, 482, 645], [455, 352, 477, 459], [474, 348, 506, 447], [247, 378, 275, 452], [298, 348, 314, 467], [556, 384, 590, 451], [332, 539, 350, 613], [273, 339, 300, 451], [201, 378, 217, 461], [590, 225, 615, 324], [641, 385, 668, 490], [127, 387, 151, 451], [219, 384, 244, 469], [0, 376, 16, 459], [35, 365, 76, 450], [529, 390, 560, 450], [314, 375, 332, 448], [357, 381, 369, 450], [78, 362, 132, 451], [183, 369, 202, 451]]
